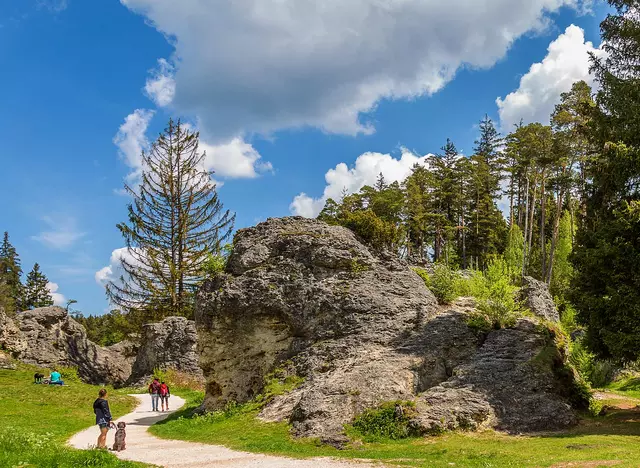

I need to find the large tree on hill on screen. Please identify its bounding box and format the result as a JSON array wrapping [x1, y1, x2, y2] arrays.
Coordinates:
[[0, 232, 22, 313], [570, 0, 640, 362], [23, 263, 53, 309], [107, 120, 235, 320]]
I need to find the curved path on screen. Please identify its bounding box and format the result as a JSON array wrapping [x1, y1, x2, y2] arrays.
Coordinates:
[[69, 394, 374, 468]]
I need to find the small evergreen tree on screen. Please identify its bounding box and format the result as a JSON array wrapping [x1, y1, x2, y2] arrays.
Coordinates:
[[23, 263, 53, 309]]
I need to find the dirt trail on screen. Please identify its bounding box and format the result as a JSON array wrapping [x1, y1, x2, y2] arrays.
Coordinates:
[[68, 394, 374, 468]]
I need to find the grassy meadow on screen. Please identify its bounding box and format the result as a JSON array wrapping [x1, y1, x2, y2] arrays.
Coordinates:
[[0, 364, 145, 468]]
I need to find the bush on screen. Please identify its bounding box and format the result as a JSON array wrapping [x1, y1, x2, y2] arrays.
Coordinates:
[[413, 264, 461, 305], [466, 258, 522, 328], [152, 368, 205, 391], [569, 340, 616, 388], [351, 401, 419, 441]]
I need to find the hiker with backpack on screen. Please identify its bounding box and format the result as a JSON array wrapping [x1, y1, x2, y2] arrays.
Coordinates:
[[159, 381, 171, 411], [148, 378, 161, 411]]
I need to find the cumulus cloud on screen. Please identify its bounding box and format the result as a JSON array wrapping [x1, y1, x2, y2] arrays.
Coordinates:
[[290, 149, 431, 218], [496, 24, 606, 130], [32, 215, 86, 250], [95, 247, 139, 287], [113, 109, 155, 183], [121, 0, 589, 141], [46, 282, 66, 306], [114, 110, 271, 182], [144, 58, 176, 107]]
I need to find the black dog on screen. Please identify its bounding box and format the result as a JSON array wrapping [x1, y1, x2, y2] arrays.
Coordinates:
[[34, 373, 45, 384]]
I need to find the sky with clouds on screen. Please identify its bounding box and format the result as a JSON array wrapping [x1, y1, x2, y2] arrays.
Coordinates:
[[0, 0, 609, 315]]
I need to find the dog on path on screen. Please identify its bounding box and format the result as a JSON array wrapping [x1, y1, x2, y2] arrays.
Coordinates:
[[111, 422, 126, 451]]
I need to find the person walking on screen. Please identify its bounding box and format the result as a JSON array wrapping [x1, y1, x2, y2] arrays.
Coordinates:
[[159, 381, 171, 411], [93, 388, 115, 449], [148, 377, 161, 411]]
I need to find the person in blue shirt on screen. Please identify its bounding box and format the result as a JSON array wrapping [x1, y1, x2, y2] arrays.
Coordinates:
[[49, 368, 64, 386]]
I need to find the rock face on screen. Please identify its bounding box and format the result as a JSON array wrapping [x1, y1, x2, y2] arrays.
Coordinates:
[[0, 307, 204, 386], [196, 217, 585, 445], [0, 306, 133, 384], [127, 316, 203, 386], [521, 276, 560, 322]]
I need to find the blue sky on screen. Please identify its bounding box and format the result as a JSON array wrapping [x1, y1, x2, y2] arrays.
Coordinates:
[[0, 0, 609, 315]]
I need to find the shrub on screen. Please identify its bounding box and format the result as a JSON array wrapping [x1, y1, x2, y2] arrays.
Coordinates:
[[351, 401, 419, 441], [467, 258, 522, 328], [413, 264, 461, 305], [153, 368, 205, 391], [569, 340, 616, 388]]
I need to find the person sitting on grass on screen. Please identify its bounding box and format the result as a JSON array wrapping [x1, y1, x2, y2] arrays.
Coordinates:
[[93, 388, 115, 449], [49, 368, 64, 386]]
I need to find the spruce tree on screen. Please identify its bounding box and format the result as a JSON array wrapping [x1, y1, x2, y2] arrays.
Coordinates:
[[0, 232, 23, 312], [23, 263, 53, 309], [107, 119, 235, 320]]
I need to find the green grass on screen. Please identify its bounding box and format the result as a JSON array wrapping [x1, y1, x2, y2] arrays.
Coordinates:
[[0, 363, 145, 467], [151, 389, 640, 467]]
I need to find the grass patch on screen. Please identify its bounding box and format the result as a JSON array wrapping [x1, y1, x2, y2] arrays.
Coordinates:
[[0, 364, 144, 467], [151, 387, 640, 467], [349, 401, 419, 441]]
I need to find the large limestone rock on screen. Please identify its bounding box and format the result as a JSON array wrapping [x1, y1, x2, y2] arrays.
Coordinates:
[[0, 306, 133, 384], [196, 217, 585, 445], [127, 316, 203, 386], [521, 276, 560, 322]]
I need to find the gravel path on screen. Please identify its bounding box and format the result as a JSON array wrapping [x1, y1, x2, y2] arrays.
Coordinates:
[[68, 394, 374, 468]]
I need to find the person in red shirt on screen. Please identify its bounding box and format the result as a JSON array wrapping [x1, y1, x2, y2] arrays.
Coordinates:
[[159, 381, 171, 411]]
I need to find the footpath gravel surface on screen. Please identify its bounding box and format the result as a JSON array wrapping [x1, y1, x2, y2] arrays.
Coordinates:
[[68, 393, 375, 468]]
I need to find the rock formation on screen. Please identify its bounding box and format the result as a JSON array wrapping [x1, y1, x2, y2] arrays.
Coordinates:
[[0, 307, 202, 386], [0, 306, 134, 384], [520, 276, 560, 322], [127, 316, 203, 386], [196, 217, 586, 446]]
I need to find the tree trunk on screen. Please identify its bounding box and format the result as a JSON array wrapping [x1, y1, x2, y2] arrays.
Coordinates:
[[540, 170, 547, 282], [522, 175, 530, 278], [546, 187, 566, 286]]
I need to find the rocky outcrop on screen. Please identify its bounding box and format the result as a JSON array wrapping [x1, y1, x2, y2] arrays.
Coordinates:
[[0, 306, 204, 386], [521, 276, 560, 322], [127, 316, 203, 386], [196, 217, 585, 446], [0, 306, 134, 384]]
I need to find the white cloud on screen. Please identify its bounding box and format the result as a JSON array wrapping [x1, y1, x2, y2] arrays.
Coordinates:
[[290, 148, 431, 218], [95, 247, 139, 287], [36, 0, 68, 13], [144, 58, 175, 107], [122, 0, 589, 141], [46, 282, 66, 307], [32, 215, 86, 250], [113, 109, 155, 183], [200, 138, 273, 179], [496, 24, 606, 130], [114, 111, 271, 182]]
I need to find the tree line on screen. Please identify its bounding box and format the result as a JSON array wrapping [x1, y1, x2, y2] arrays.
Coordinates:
[[319, 0, 640, 365], [0, 232, 56, 314]]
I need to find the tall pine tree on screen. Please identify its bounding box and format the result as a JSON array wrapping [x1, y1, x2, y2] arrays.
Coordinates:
[[107, 119, 235, 321], [571, 0, 640, 362], [0, 232, 22, 313]]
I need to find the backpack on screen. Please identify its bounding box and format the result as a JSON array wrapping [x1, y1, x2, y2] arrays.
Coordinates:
[[160, 383, 169, 396], [149, 381, 161, 394]]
